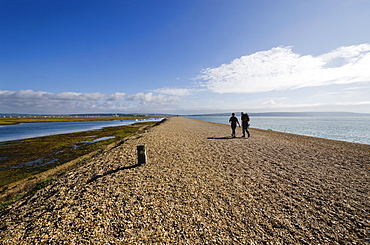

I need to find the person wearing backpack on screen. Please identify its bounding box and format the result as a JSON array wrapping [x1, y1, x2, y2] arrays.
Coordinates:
[[241, 112, 250, 138]]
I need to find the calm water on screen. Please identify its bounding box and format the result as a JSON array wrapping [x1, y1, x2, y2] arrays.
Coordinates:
[[187, 116, 370, 145], [0, 118, 163, 142]]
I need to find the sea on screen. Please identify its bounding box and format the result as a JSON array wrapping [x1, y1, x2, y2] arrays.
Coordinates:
[[187, 116, 370, 145], [0, 118, 163, 142]]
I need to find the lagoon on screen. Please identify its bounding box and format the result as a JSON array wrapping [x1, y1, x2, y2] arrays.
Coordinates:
[[0, 118, 162, 142]]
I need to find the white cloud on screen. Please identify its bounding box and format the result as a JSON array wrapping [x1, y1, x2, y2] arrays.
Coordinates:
[[126, 92, 181, 104], [0, 90, 109, 101], [0, 90, 181, 113], [108, 92, 126, 101], [257, 100, 370, 113], [262, 97, 289, 105], [0, 90, 53, 100], [196, 44, 370, 93], [54, 92, 106, 101], [152, 87, 200, 96], [343, 84, 370, 91]]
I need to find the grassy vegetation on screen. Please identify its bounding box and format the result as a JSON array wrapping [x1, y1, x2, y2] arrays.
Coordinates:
[[0, 116, 146, 125], [0, 119, 165, 212], [0, 121, 157, 188]]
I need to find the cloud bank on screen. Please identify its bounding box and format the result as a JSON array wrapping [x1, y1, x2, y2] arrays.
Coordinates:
[[0, 90, 180, 114], [196, 44, 370, 94]]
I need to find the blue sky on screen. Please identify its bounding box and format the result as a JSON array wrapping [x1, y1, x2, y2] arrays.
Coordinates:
[[1, 0, 370, 114]]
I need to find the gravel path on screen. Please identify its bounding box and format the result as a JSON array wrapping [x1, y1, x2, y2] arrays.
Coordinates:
[[1, 117, 369, 244]]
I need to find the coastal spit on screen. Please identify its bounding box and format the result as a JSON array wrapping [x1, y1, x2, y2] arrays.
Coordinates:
[[1, 117, 369, 244]]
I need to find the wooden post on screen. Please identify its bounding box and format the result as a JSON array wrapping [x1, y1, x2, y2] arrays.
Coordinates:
[[137, 145, 147, 165]]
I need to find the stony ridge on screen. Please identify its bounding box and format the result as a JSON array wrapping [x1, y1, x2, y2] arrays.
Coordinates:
[[1, 117, 369, 244]]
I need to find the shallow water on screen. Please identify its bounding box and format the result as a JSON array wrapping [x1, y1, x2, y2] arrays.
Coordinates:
[[0, 118, 163, 142], [187, 116, 370, 145]]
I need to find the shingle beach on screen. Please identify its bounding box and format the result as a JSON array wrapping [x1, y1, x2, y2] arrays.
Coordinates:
[[1, 117, 369, 244]]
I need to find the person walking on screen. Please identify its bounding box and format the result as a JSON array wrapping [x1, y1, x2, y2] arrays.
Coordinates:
[[229, 113, 240, 138], [241, 112, 251, 138]]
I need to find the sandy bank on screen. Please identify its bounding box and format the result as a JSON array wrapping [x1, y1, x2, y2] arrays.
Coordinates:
[[0, 117, 369, 244]]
